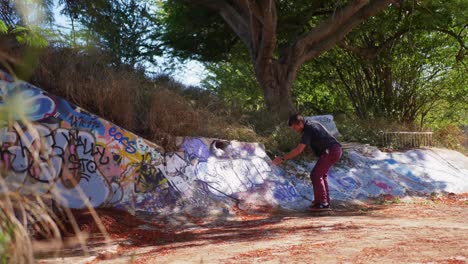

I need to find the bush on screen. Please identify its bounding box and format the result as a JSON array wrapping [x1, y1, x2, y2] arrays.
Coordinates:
[[336, 116, 411, 147], [434, 124, 465, 151]]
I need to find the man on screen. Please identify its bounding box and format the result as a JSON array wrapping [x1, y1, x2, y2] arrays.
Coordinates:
[[272, 114, 342, 211]]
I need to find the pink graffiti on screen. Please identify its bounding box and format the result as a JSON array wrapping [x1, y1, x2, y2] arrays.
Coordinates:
[[372, 180, 392, 192]]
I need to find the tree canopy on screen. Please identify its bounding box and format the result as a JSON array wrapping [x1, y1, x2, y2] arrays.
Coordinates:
[[196, 0, 466, 127], [1, 0, 465, 131], [60, 0, 162, 67], [158, 0, 395, 117]]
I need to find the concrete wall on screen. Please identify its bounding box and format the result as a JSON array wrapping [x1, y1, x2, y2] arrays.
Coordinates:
[[0, 71, 304, 213], [1, 71, 467, 214]]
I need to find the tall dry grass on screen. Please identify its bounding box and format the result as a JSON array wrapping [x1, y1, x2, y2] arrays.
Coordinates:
[[1, 34, 264, 150], [30, 48, 138, 132]]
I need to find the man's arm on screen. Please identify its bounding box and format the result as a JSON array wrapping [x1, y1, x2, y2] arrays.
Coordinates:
[[272, 143, 306, 165]]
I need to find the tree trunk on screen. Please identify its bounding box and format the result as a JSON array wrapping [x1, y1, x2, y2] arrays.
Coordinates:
[[255, 60, 297, 119]]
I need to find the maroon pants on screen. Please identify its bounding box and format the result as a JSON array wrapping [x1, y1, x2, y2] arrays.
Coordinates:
[[310, 144, 342, 204]]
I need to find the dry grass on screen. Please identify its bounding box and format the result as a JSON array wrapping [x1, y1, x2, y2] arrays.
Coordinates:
[[0, 34, 262, 151], [29, 48, 138, 131]]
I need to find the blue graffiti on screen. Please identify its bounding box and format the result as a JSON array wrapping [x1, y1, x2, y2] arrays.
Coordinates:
[[0, 71, 14, 82], [384, 159, 398, 165], [0, 81, 57, 121], [182, 138, 210, 162], [56, 98, 105, 134], [335, 176, 361, 192], [272, 181, 299, 202], [108, 127, 137, 154]]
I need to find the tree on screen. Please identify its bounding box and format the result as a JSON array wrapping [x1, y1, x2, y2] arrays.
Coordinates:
[[159, 0, 395, 118], [202, 47, 351, 117], [202, 46, 264, 113], [61, 0, 162, 68], [331, 0, 467, 125]]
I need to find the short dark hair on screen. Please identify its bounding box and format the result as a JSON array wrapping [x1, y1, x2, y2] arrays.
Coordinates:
[[288, 113, 304, 127]]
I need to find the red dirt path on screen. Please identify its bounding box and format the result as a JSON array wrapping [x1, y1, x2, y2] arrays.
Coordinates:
[[38, 193, 468, 264]]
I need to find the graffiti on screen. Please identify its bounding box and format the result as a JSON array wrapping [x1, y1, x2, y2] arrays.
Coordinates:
[[0, 80, 57, 122], [57, 99, 105, 135], [0, 124, 112, 207], [0, 70, 420, 212], [0, 71, 14, 82], [272, 181, 299, 202], [132, 153, 167, 193], [371, 180, 393, 192], [135, 138, 163, 161], [181, 137, 210, 163], [108, 127, 137, 154], [14, 70, 467, 213], [333, 175, 362, 193], [70, 115, 102, 132], [210, 140, 260, 159], [164, 153, 194, 193]]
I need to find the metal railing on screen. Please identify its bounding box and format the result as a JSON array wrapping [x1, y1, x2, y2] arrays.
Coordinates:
[[382, 131, 433, 149]]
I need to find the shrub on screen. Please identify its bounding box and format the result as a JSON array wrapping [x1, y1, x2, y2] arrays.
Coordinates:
[[336, 116, 411, 147], [434, 124, 465, 151]]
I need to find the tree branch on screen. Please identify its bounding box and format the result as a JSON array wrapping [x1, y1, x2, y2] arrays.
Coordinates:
[[255, 0, 276, 75], [191, 0, 251, 47], [338, 28, 408, 59], [300, 0, 395, 63], [298, 0, 369, 47]]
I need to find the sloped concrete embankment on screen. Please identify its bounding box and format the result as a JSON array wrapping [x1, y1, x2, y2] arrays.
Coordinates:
[[0, 70, 304, 215], [1, 70, 467, 216], [288, 144, 468, 204]]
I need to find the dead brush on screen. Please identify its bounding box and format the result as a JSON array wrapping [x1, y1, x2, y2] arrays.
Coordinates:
[[0, 36, 138, 132], [31, 49, 138, 131], [147, 87, 231, 149]]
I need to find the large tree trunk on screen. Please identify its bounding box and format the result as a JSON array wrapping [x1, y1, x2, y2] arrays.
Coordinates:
[[258, 70, 295, 118], [255, 58, 298, 118]]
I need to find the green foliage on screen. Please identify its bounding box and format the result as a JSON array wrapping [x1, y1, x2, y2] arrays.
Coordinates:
[[0, 20, 7, 33], [422, 69, 468, 128], [11, 26, 49, 47], [336, 116, 408, 146], [0, 216, 14, 264], [292, 59, 353, 115], [201, 48, 351, 130], [202, 48, 264, 113], [158, 1, 356, 62], [60, 0, 162, 67], [157, 1, 236, 62], [307, 1, 467, 127]]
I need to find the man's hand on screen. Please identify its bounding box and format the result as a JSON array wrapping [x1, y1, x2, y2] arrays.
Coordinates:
[[272, 156, 284, 165]]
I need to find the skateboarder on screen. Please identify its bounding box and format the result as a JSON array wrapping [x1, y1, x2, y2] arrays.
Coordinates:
[[272, 114, 342, 211]]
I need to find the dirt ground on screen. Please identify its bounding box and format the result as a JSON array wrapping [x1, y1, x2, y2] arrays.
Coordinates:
[[37, 194, 468, 264]]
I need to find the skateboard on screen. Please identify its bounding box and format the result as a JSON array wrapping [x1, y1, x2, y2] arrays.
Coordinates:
[[307, 207, 335, 216]]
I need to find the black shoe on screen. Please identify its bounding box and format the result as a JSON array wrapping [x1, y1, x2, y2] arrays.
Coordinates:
[[308, 201, 318, 209], [308, 203, 331, 211]]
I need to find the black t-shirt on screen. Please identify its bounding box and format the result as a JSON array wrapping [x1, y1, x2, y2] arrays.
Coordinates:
[[301, 120, 340, 156]]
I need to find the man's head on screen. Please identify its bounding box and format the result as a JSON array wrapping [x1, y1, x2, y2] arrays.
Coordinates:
[[288, 114, 304, 133]]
